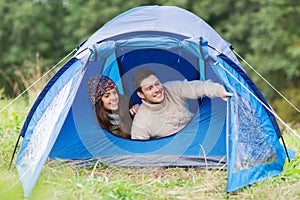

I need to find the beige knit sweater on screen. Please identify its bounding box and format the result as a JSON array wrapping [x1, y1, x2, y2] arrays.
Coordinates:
[[131, 79, 224, 140]]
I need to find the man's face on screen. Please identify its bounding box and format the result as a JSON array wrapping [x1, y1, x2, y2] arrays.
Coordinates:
[[137, 75, 165, 104]]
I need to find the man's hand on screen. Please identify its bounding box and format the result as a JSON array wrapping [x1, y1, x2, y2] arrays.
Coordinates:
[[218, 86, 233, 101], [129, 104, 140, 116]]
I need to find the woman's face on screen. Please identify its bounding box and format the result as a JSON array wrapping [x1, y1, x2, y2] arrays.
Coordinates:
[[101, 88, 119, 111]]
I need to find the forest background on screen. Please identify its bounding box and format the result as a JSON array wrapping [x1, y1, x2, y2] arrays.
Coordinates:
[[0, 0, 299, 123]]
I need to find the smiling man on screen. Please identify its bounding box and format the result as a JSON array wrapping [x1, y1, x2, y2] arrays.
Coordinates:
[[130, 68, 232, 140]]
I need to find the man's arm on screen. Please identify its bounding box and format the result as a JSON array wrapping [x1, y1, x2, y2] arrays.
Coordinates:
[[131, 123, 151, 140], [165, 79, 232, 100]]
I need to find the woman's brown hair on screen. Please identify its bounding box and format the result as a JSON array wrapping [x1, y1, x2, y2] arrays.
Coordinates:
[[94, 89, 131, 139]]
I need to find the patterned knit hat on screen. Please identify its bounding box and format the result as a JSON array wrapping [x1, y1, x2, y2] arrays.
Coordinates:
[[86, 75, 116, 105]]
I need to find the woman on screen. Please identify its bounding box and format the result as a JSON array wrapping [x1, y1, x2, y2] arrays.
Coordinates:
[[87, 75, 138, 138]]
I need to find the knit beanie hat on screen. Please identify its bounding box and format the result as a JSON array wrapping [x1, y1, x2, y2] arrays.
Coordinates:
[[86, 75, 116, 105]]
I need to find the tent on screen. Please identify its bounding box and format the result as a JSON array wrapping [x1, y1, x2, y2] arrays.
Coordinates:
[[14, 5, 294, 197]]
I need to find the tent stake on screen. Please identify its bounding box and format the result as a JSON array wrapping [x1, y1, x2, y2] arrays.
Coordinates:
[[9, 134, 21, 170], [280, 136, 290, 162]]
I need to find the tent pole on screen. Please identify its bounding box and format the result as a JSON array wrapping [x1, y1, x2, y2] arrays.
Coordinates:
[[226, 96, 231, 161], [9, 134, 21, 170]]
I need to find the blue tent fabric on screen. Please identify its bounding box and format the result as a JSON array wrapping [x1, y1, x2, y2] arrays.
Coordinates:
[[19, 58, 78, 137], [15, 59, 84, 196], [15, 5, 293, 197]]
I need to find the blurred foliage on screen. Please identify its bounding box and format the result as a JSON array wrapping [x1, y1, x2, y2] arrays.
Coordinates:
[[0, 0, 299, 120]]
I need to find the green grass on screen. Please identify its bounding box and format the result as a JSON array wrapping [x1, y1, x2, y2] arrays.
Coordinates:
[[0, 99, 299, 199]]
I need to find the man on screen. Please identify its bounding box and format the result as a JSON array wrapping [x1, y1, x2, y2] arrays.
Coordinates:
[[130, 68, 232, 140]]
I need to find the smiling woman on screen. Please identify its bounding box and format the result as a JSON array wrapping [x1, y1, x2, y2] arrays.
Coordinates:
[[86, 75, 136, 139]]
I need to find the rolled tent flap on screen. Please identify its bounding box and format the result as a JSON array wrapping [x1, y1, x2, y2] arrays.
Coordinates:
[[88, 36, 210, 63]]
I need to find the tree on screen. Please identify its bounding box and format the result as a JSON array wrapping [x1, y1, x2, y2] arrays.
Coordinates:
[[0, 0, 68, 97], [192, 0, 300, 121]]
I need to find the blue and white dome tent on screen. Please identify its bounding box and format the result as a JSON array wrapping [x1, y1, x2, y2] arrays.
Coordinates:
[[14, 5, 294, 197]]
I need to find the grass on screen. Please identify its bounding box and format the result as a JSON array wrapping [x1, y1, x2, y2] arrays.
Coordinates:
[[0, 98, 299, 199]]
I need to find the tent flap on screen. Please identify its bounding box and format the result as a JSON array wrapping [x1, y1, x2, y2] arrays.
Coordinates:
[[15, 59, 84, 197], [210, 56, 288, 192]]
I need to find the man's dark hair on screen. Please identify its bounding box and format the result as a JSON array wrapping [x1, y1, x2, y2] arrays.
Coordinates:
[[132, 68, 157, 93]]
